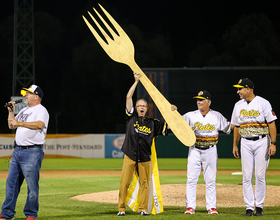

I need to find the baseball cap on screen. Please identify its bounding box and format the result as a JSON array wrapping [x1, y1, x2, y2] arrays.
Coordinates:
[[233, 78, 254, 89], [193, 90, 211, 100], [20, 85, 44, 99]]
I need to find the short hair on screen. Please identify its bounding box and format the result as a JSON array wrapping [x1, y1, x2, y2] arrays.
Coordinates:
[[136, 99, 148, 107]]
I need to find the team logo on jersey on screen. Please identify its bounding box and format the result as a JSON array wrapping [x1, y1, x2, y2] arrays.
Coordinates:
[[192, 122, 215, 131], [239, 109, 260, 118], [272, 110, 276, 116], [134, 121, 151, 135]]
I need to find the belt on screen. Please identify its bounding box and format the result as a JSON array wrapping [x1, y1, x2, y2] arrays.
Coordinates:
[[243, 135, 266, 141], [195, 145, 214, 150], [14, 142, 43, 149]]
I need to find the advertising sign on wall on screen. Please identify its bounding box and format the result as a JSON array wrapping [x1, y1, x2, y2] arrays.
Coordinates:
[[105, 134, 125, 158], [0, 134, 105, 158], [44, 134, 105, 158]]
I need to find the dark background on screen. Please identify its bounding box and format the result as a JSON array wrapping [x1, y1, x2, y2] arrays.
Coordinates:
[[0, 0, 280, 134]]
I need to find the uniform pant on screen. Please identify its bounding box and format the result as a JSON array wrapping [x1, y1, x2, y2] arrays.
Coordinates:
[[241, 137, 270, 210], [118, 155, 150, 212], [186, 146, 218, 210]]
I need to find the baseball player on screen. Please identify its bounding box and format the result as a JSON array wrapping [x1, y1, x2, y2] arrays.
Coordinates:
[[231, 78, 277, 217], [177, 90, 232, 215]]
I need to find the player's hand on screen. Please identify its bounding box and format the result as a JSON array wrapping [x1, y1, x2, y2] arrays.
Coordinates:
[[268, 144, 276, 156], [133, 72, 142, 81], [8, 119, 19, 128], [233, 146, 240, 158], [7, 105, 13, 112], [7, 100, 15, 112], [171, 105, 177, 111]]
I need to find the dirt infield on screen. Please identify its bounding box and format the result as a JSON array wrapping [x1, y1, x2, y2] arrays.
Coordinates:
[[70, 184, 280, 207], [1, 170, 280, 207]]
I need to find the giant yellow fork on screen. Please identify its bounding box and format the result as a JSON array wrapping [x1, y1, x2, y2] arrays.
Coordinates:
[[83, 4, 195, 146]]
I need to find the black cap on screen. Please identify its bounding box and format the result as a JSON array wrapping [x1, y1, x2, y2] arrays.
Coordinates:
[[193, 90, 211, 100], [233, 78, 254, 89]]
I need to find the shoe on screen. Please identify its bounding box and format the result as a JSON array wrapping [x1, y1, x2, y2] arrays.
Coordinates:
[[26, 217, 36, 220], [0, 214, 14, 220], [117, 211, 125, 216], [208, 208, 219, 214], [244, 209, 254, 216], [255, 207, 263, 216], [184, 207, 195, 214], [140, 210, 149, 216]]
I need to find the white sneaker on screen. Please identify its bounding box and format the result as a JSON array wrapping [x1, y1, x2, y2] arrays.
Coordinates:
[[140, 210, 149, 216], [117, 211, 125, 216]]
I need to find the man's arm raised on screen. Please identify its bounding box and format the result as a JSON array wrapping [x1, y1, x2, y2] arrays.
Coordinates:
[[126, 73, 141, 112]]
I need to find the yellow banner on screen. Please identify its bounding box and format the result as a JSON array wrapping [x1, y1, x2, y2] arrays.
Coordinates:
[[126, 138, 164, 214]]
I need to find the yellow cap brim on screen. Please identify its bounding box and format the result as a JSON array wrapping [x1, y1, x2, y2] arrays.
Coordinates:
[[20, 88, 35, 97], [233, 84, 244, 88], [193, 96, 207, 99]]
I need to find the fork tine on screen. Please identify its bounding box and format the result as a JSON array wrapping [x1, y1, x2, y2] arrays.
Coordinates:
[[92, 7, 119, 40], [82, 15, 109, 49], [97, 4, 131, 41]]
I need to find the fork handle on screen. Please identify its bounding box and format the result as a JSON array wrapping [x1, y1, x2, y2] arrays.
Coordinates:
[[129, 64, 196, 147]]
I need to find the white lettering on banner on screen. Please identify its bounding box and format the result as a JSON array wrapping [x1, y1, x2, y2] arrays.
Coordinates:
[[112, 150, 124, 158], [154, 195, 159, 208]]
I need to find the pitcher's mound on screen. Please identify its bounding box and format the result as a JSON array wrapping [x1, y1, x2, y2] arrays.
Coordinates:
[[70, 184, 280, 207]]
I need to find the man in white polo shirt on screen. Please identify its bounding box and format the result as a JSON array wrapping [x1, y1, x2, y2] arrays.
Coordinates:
[[0, 85, 49, 220]]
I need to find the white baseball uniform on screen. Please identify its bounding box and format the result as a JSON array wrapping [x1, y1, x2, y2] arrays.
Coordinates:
[[183, 109, 231, 210], [231, 95, 277, 210]]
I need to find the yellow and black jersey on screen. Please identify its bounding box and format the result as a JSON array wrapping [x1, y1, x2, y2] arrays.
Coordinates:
[[121, 108, 168, 162]]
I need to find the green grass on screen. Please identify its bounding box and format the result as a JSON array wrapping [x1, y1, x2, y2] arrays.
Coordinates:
[[1, 175, 279, 219], [1, 158, 279, 171], [0, 158, 280, 219]]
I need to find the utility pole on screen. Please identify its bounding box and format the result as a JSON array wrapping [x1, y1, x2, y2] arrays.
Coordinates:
[[12, 0, 35, 96]]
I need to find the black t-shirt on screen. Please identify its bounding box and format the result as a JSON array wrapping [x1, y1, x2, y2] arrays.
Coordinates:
[[121, 108, 168, 162]]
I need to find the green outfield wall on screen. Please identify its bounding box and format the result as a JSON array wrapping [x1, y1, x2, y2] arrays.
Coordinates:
[[155, 134, 280, 158]]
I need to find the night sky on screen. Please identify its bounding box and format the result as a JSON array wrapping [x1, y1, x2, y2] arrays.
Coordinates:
[[2, 1, 280, 53], [1, 0, 280, 134], [1, 0, 280, 66]]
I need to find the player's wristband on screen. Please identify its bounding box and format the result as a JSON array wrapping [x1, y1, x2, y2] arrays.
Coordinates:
[[271, 141, 276, 145]]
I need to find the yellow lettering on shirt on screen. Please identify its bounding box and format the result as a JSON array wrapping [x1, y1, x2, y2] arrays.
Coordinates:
[[239, 109, 260, 118], [134, 121, 151, 134], [192, 122, 215, 131]]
